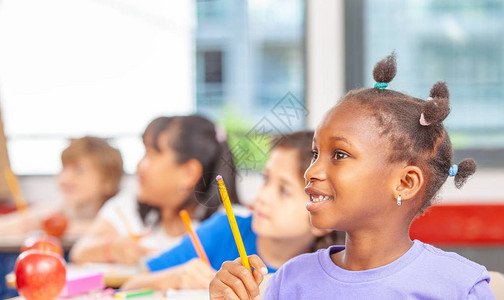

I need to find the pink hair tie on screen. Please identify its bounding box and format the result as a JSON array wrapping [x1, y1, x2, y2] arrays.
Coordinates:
[[215, 125, 227, 143], [419, 113, 430, 126]]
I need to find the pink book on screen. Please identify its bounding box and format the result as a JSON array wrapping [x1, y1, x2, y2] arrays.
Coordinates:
[[59, 270, 105, 298]]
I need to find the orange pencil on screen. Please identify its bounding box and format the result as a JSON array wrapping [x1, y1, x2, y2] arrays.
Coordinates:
[[4, 168, 28, 212], [116, 207, 140, 241], [179, 209, 210, 266], [216, 175, 251, 272]]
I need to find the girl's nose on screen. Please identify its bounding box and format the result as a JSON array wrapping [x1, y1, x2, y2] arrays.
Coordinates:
[[255, 183, 272, 206], [57, 169, 70, 183], [136, 157, 146, 173], [304, 158, 325, 182]]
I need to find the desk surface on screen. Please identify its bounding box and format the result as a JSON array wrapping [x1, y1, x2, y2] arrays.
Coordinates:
[[0, 234, 78, 253], [7, 289, 210, 300], [6, 263, 140, 289]]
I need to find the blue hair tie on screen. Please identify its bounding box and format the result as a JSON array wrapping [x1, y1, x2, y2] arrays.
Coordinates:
[[374, 82, 388, 89], [449, 164, 458, 177]]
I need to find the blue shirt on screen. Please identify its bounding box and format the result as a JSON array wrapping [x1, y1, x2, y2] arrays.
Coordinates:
[[146, 212, 277, 273]]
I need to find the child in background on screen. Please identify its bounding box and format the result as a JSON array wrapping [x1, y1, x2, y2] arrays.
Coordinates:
[[70, 115, 240, 265], [59, 136, 124, 235], [121, 131, 344, 290], [0, 136, 123, 236], [210, 53, 495, 299]]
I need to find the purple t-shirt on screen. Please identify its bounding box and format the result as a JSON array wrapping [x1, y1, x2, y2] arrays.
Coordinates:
[[264, 240, 495, 300]]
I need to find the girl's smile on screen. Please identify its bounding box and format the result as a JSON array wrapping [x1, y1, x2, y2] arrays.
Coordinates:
[[304, 185, 334, 212]]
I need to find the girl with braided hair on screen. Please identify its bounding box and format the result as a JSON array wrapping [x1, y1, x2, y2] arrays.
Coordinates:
[[209, 53, 494, 299]]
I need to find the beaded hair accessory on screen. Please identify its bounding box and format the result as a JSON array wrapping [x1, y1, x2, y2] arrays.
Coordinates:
[[419, 97, 434, 126], [419, 114, 430, 126], [449, 164, 458, 177], [374, 82, 388, 89], [215, 125, 227, 143]]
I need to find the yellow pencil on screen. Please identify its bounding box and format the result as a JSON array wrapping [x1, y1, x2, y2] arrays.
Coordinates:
[[179, 209, 210, 266], [4, 168, 28, 212], [216, 175, 251, 272]]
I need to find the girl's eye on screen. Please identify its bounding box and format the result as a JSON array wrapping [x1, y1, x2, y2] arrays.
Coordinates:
[[261, 174, 269, 183], [310, 150, 318, 162], [280, 186, 290, 196], [333, 151, 348, 160]]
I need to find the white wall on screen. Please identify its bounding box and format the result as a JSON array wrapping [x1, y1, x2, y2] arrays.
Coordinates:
[[0, 0, 195, 174], [305, 0, 345, 129]]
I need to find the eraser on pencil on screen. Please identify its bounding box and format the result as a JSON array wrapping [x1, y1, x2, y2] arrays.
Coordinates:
[[216, 175, 223, 181], [59, 270, 105, 298]]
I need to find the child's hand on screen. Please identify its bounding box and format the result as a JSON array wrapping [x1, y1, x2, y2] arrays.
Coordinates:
[[120, 258, 215, 291], [209, 255, 268, 300], [172, 258, 216, 289], [109, 236, 152, 265]]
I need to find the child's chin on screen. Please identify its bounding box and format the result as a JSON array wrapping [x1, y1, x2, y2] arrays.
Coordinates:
[[251, 219, 268, 235]]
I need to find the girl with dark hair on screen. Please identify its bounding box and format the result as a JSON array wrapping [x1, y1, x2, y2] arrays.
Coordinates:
[[121, 131, 345, 291], [70, 115, 240, 265], [210, 53, 494, 299]]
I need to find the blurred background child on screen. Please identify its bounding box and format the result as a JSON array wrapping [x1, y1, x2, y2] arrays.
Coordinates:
[[121, 131, 344, 290], [0, 136, 123, 237], [70, 115, 240, 265]]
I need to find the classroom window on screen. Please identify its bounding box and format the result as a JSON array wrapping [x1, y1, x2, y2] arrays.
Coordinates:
[[195, 0, 307, 171], [358, 0, 504, 166], [196, 50, 225, 107]]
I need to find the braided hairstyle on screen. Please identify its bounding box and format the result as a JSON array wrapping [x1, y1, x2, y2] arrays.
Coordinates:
[[341, 52, 476, 213]]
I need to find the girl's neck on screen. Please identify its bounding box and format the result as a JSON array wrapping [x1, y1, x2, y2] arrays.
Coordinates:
[[160, 205, 196, 237], [334, 228, 413, 271], [256, 234, 315, 269]]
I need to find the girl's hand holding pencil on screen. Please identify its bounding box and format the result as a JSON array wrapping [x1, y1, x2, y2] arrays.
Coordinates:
[[210, 175, 268, 299], [105, 236, 152, 265], [216, 175, 251, 272], [105, 207, 153, 264], [209, 255, 268, 300], [172, 257, 216, 289], [121, 257, 215, 290]]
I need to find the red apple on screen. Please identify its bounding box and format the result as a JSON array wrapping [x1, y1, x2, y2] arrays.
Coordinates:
[[15, 250, 66, 300], [21, 234, 64, 257], [42, 212, 68, 238]]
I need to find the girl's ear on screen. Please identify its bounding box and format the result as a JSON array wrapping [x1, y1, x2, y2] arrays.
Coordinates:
[[394, 166, 424, 202], [180, 159, 203, 189]]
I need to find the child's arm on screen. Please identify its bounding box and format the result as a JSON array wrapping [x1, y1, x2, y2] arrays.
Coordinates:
[[121, 258, 215, 290], [0, 202, 58, 235], [209, 255, 268, 300], [69, 217, 151, 265]]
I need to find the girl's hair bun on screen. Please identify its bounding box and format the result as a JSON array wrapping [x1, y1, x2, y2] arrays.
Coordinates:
[[429, 81, 450, 99], [454, 158, 477, 189], [372, 52, 397, 84], [421, 81, 451, 126]]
